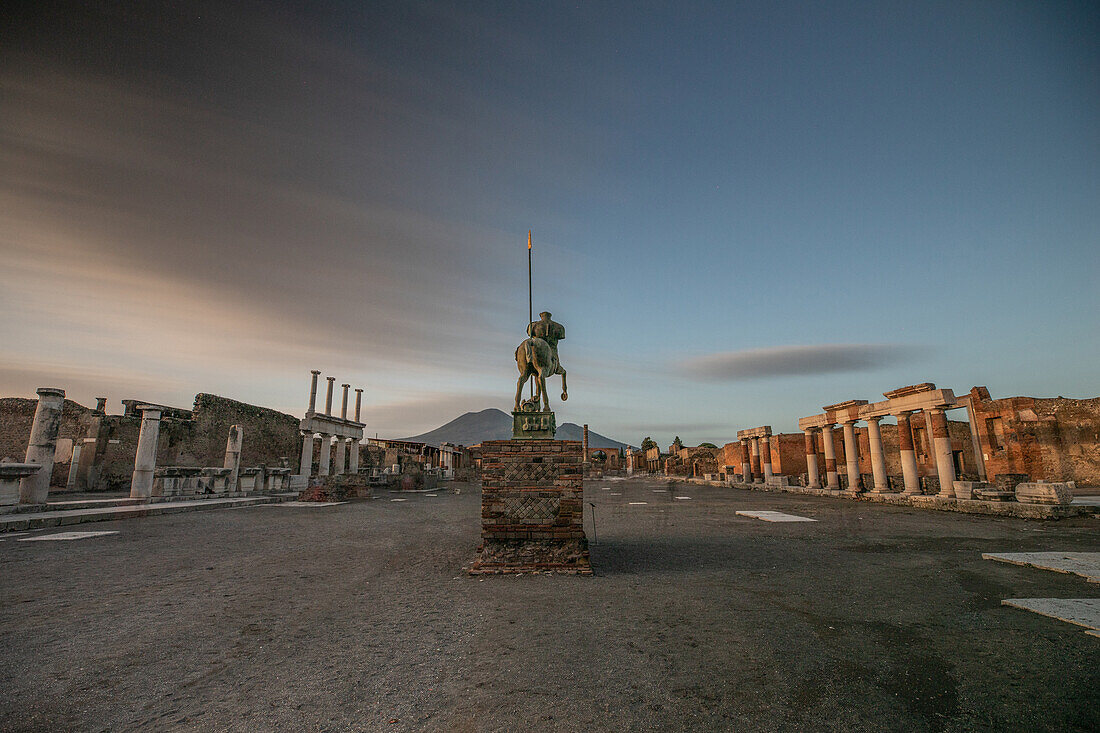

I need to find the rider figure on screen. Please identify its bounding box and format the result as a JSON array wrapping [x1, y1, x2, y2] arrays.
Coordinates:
[[527, 311, 565, 366]]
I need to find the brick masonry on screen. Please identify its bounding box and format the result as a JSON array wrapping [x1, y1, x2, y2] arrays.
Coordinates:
[[470, 439, 591, 575]]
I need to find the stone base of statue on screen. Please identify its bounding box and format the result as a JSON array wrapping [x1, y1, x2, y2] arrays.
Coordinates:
[[512, 409, 556, 439], [469, 439, 591, 575]]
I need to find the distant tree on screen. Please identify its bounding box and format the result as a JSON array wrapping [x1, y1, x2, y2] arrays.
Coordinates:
[[699, 442, 718, 449], [672, 436, 683, 450], [640, 437, 657, 451]]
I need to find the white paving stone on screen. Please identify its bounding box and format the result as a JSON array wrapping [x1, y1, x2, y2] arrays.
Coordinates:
[[628, 502, 648, 505], [20, 531, 119, 541], [425, 494, 437, 497], [1001, 598, 1100, 635], [675, 496, 692, 500], [609, 493, 622, 496], [390, 498, 407, 502], [735, 510, 816, 523], [983, 552, 1100, 583]]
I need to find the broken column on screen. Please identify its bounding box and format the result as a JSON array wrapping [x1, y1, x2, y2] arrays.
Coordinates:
[[930, 408, 957, 497], [129, 405, 163, 499], [804, 429, 820, 488], [866, 417, 888, 491], [18, 387, 66, 504], [896, 412, 920, 494], [66, 443, 84, 490], [821, 425, 839, 489], [223, 425, 243, 492], [308, 370, 321, 412]]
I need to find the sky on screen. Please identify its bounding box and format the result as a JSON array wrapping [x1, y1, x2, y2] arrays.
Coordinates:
[[2, 0, 1098, 448]]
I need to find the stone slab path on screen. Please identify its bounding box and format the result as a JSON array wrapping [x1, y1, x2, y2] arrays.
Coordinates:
[[983, 552, 1100, 583], [19, 530, 120, 542], [736, 510, 816, 522], [0, 495, 293, 532], [1001, 598, 1100, 636]]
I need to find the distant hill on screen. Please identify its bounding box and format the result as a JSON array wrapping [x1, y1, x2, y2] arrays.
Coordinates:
[[402, 408, 629, 451]]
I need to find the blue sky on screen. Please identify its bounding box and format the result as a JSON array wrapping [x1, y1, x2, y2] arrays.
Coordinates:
[[2, 1, 1097, 446]]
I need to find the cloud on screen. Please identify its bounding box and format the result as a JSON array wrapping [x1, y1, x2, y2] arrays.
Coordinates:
[[680, 344, 923, 381]]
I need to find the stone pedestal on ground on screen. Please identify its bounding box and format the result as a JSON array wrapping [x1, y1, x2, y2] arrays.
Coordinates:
[[470, 439, 591, 575]]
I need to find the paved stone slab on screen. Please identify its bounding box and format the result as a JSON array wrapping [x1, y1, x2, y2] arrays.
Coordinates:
[[675, 496, 692, 500], [628, 502, 648, 505], [983, 552, 1100, 583], [20, 530, 120, 541], [390, 498, 407, 502], [268, 501, 349, 507], [1001, 598, 1100, 635], [736, 510, 816, 523]]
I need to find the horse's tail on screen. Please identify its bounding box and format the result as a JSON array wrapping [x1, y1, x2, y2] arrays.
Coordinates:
[[523, 339, 535, 369]]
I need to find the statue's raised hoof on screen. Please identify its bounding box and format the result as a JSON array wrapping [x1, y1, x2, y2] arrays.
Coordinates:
[[561, 393, 568, 401]]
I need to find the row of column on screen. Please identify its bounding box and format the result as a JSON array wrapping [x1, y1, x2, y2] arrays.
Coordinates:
[[299, 433, 360, 477], [802, 409, 955, 495], [307, 370, 362, 420], [737, 435, 773, 484], [129, 406, 244, 498]]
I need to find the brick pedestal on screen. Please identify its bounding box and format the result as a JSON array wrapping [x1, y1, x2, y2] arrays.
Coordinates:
[[470, 439, 591, 575]]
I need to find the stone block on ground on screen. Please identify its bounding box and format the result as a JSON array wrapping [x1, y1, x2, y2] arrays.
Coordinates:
[[953, 480, 989, 501], [1015, 482, 1074, 505], [298, 473, 371, 502]]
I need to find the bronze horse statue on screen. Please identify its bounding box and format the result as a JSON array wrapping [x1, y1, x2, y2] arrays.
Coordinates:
[[515, 336, 567, 412]]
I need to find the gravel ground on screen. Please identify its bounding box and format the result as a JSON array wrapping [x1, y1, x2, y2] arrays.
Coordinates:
[[1, 477, 1097, 732]]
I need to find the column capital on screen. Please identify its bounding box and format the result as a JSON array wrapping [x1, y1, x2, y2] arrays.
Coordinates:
[[865, 416, 882, 424], [311, 369, 321, 376]]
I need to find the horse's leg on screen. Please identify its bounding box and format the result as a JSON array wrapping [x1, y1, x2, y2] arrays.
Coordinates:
[[559, 367, 568, 401], [515, 371, 526, 412], [539, 374, 550, 411]]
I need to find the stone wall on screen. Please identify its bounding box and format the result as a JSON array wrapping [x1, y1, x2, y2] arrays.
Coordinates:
[[969, 387, 1100, 485]]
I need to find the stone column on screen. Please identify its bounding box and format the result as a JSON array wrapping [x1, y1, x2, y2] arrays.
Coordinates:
[[750, 437, 762, 482], [334, 436, 347, 474], [308, 370, 321, 412], [299, 432, 314, 476], [804, 430, 820, 488], [866, 417, 888, 492], [341, 384, 350, 420], [19, 387, 66, 504], [354, 388, 363, 422], [760, 436, 773, 482], [963, 397, 987, 480], [318, 434, 332, 475], [223, 425, 243, 492], [930, 408, 957, 497], [325, 376, 335, 415], [821, 425, 839, 489], [66, 444, 84, 490], [740, 440, 751, 483], [349, 438, 359, 474], [896, 412, 920, 494], [95, 397, 107, 412], [129, 406, 162, 499], [841, 421, 861, 491], [583, 424, 589, 458]]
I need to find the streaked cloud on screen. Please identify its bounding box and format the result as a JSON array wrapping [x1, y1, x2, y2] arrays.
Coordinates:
[[680, 344, 923, 381]]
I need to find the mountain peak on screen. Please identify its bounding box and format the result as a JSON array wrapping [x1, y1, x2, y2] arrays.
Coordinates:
[[402, 409, 627, 450]]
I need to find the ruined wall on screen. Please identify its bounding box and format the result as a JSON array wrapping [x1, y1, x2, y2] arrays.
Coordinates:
[[0, 397, 103, 485], [969, 388, 1100, 485]]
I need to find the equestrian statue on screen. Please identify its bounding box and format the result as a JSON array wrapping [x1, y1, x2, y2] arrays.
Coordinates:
[[514, 311, 568, 413]]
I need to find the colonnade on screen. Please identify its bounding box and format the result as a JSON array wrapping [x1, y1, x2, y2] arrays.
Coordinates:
[[298, 370, 364, 478], [801, 400, 957, 496], [735, 426, 773, 484]]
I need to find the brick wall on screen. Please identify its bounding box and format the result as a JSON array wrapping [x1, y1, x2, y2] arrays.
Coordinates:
[[471, 439, 590, 574]]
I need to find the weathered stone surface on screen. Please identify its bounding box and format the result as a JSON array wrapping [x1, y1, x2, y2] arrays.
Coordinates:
[[511, 410, 556, 440], [952, 480, 989, 500], [1015, 482, 1073, 505]]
